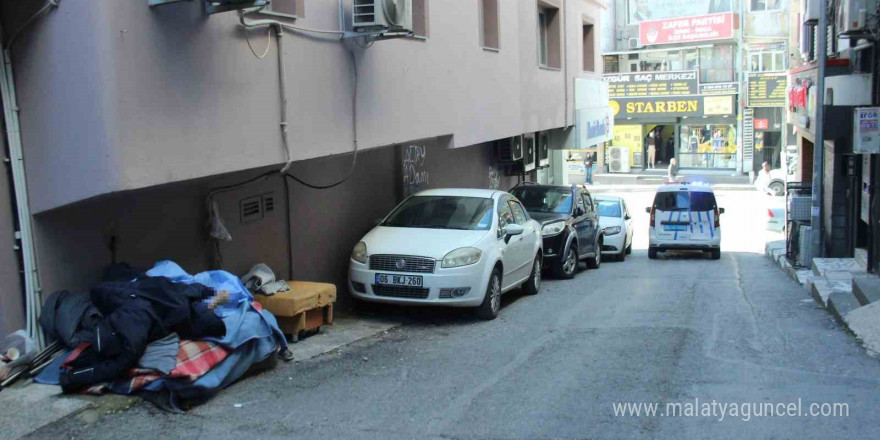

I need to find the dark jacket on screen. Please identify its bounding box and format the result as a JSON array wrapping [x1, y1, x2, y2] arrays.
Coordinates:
[[40, 290, 103, 349], [59, 277, 225, 393]]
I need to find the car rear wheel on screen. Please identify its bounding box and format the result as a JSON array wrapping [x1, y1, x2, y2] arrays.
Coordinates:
[[524, 256, 541, 295], [648, 248, 658, 259], [710, 249, 721, 260], [476, 268, 502, 320], [555, 246, 578, 279]]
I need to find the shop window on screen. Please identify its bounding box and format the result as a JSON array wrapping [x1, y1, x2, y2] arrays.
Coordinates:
[[583, 23, 595, 71], [750, 0, 781, 12], [537, 3, 561, 69], [267, 0, 305, 18], [748, 50, 786, 72], [480, 0, 499, 49], [699, 45, 734, 83]]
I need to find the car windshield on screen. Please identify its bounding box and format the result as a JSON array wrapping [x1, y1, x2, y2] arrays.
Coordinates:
[[382, 196, 494, 230], [510, 187, 572, 214], [596, 200, 621, 217], [653, 191, 716, 212]]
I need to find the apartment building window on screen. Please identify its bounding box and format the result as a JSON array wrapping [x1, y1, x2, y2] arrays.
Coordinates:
[[699, 45, 734, 83], [267, 0, 305, 18], [750, 0, 781, 11], [412, 0, 429, 38], [582, 23, 595, 71], [480, 0, 499, 49], [748, 50, 786, 71], [537, 2, 561, 68]]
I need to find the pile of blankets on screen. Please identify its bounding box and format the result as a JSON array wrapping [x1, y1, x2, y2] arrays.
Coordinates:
[[36, 261, 289, 409]]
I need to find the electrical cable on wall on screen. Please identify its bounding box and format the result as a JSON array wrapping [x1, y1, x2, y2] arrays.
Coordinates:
[[244, 25, 272, 59]]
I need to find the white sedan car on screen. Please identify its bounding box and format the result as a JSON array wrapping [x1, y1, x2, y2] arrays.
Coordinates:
[[349, 188, 543, 319], [594, 195, 633, 261]]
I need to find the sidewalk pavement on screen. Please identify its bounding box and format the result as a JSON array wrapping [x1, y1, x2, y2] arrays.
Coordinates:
[[0, 315, 400, 440], [765, 240, 880, 358], [593, 169, 751, 186]]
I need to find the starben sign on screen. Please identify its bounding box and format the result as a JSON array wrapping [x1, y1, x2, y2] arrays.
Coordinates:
[[610, 97, 703, 119]]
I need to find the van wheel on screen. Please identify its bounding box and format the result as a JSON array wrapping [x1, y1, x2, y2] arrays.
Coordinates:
[[648, 248, 658, 259], [476, 269, 502, 320], [710, 249, 721, 260]]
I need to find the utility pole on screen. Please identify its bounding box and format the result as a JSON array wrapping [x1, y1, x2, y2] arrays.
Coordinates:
[[810, 0, 828, 265]]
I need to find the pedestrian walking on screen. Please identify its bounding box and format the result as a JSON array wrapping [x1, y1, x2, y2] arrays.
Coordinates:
[[667, 157, 679, 182], [584, 152, 594, 184]]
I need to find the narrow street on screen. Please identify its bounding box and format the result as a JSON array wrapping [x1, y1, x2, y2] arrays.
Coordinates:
[[26, 189, 880, 440]]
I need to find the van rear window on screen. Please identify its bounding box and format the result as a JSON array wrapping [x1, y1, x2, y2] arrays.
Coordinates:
[[653, 191, 716, 212]]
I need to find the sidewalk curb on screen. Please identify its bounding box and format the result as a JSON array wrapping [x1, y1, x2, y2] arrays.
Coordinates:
[[11, 316, 402, 439]]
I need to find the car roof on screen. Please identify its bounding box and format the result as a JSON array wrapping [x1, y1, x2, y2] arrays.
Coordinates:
[[655, 182, 715, 193], [414, 188, 500, 199]]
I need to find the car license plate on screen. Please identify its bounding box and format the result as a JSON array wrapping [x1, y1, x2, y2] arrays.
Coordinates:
[[375, 273, 423, 287], [664, 224, 687, 232]]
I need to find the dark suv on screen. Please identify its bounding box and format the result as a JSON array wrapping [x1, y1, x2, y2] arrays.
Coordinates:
[[509, 184, 603, 279]]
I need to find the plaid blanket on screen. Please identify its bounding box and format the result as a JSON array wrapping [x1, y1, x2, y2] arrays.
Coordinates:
[[74, 340, 229, 395]]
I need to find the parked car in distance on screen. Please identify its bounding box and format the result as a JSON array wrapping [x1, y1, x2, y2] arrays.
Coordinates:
[[647, 182, 724, 260], [509, 183, 603, 279], [767, 196, 785, 232], [593, 195, 633, 261], [756, 168, 787, 196], [349, 188, 543, 320]]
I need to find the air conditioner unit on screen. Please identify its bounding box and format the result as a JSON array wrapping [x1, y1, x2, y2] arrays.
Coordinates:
[[628, 38, 641, 49], [837, 0, 878, 37], [496, 136, 524, 164], [203, 0, 268, 14], [353, 0, 413, 33], [538, 132, 550, 168], [608, 147, 631, 173], [524, 136, 536, 172], [802, 0, 819, 24]]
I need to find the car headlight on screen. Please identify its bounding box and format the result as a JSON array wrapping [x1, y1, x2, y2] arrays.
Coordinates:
[[603, 226, 621, 236], [441, 247, 482, 268], [542, 221, 565, 237], [351, 242, 367, 264]]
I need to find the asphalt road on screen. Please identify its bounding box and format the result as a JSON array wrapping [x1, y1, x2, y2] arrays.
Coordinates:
[[26, 190, 880, 440]]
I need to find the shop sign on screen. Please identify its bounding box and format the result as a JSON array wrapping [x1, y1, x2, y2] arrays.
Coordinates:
[[754, 118, 770, 130], [854, 107, 880, 154], [743, 108, 754, 163], [576, 107, 614, 149], [610, 97, 705, 119], [604, 70, 698, 98], [700, 82, 739, 95], [704, 95, 734, 115], [748, 72, 787, 107], [638, 12, 736, 46]]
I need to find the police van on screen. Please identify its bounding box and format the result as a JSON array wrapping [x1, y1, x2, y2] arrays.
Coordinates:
[[646, 182, 724, 260]]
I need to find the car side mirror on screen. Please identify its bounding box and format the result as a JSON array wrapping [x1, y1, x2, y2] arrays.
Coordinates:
[[625, 214, 631, 220], [719, 208, 725, 214], [645, 207, 651, 213], [504, 224, 524, 243]]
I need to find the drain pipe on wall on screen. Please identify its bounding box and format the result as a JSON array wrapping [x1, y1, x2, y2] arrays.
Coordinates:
[[0, 0, 62, 347]]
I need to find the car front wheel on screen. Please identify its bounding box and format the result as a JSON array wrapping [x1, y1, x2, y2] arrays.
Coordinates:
[[555, 246, 578, 279], [768, 181, 784, 196], [476, 268, 502, 320]]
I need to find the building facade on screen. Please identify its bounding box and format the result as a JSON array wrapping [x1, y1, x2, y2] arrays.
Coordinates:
[[0, 0, 611, 338], [600, 0, 790, 174], [787, 0, 878, 269]]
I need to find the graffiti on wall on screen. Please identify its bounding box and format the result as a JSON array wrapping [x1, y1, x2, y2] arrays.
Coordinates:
[[403, 145, 429, 196], [488, 166, 501, 190]]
